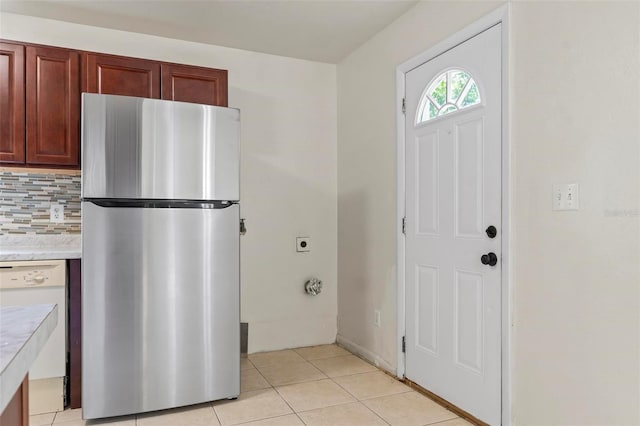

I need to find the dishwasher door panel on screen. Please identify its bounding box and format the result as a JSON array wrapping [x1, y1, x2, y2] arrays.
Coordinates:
[[0, 260, 66, 379], [82, 202, 240, 419]]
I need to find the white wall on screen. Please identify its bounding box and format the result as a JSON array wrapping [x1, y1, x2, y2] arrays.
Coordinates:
[[337, 1, 640, 424], [511, 2, 639, 424], [0, 12, 338, 353]]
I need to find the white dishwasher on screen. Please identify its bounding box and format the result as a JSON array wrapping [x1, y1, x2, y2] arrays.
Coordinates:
[[0, 259, 67, 415]]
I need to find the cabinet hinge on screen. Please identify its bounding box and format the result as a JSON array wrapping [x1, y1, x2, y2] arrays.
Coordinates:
[[402, 98, 406, 114], [402, 336, 406, 353], [402, 217, 407, 235]]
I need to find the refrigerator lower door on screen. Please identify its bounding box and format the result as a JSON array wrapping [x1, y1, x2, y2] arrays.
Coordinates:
[[82, 202, 240, 419]]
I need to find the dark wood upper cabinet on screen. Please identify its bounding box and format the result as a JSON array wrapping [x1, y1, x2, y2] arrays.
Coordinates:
[[0, 42, 25, 164], [161, 63, 228, 107], [26, 46, 80, 166], [1, 40, 229, 170], [83, 53, 160, 98]]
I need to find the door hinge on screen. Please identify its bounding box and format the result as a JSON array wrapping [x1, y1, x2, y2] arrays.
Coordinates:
[[240, 218, 247, 235], [402, 98, 406, 114], [402, 336, 406, 353], [402, 217, 407, 235]]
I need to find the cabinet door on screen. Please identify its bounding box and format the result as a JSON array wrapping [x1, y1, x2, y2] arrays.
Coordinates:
[[0, 42, 25, 164], [83, 53, 160, 98], [161, 63, 228, 106], [68, 259, 82, 409], [26, 46, 80, 166], [0, 376, 28, 426]]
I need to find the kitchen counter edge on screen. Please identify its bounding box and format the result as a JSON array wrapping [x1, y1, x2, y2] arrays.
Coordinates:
[[0, 249, 81, 261], [0, 304, 59, 413], [0, 235, 81, 261]]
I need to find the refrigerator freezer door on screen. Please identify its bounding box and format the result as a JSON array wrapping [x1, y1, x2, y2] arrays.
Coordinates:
[[82, 202, 240, 419], [82, 93, 239, 201]]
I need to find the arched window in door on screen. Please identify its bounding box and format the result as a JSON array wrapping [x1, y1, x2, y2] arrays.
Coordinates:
[[415, 69, 481, 124]]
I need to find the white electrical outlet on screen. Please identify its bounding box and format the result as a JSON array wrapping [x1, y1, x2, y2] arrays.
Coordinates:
[[296, 237, 310, 252], [553, 183, 579, 211], [374, 310, 381, 327], [50, 204, 64, 223]]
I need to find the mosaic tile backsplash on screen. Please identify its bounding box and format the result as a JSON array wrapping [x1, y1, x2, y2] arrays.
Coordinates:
[[0, 171, 81, 235]]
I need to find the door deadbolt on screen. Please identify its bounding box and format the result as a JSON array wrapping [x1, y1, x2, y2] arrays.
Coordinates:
[[485, 226, 497, 238]]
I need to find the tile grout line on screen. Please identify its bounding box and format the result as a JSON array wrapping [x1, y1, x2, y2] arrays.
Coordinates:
[[238, 360, 278, 423], [227, 386, 313, 426], [254, 360, 329, 388], [318, 369, 384, 380], [242, 357, 274, 393], [295, 412, 309, 426], [253, 359, 317, 372], [247, 347, 353, 371], [333, 371, 414, 402], [246, 358, 255, 368], [231, 412, 306, 426], [291, 400, 363, 415], [327, 376, 392, 425], [295, 353, 354, 362], [249, 360, 310, 370], [307, 355, 380, 379], [252, 365, 272, 389], [272, 383, 299, 418], [422, 418, 464, 426], [276, 377, 370, 416], [305, 400, 393, 426], [210, 400, 223, 426]]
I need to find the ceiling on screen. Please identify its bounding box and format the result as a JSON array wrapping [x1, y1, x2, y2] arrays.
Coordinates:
[[0, 0, 418, 63]]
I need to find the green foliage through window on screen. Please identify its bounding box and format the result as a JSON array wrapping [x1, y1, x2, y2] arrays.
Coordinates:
[[416, 69, 481, 124]]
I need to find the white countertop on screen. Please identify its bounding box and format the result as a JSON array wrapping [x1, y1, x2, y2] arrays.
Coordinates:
[[0, 235, 81, 261], [0, 304, 58, 412]]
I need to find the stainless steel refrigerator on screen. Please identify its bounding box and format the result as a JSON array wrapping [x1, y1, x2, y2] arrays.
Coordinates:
[[81, 93, 240, 420]]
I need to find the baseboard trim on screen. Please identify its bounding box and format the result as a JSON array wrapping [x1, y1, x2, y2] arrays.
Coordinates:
[[29, 377, 63, 415], [402, 378, 488, 426], [335, 334, 396, 374]]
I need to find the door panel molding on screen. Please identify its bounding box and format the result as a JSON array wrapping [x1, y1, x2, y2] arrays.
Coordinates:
[[416, 264, 439, 354], [396, 4, 511, 425], [416, 132, 439, 236], [453, 269, 484, 374], [454, 115, 485, 238]]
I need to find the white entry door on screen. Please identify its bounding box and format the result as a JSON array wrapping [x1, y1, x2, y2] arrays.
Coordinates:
[[404, 24, 502, 424]]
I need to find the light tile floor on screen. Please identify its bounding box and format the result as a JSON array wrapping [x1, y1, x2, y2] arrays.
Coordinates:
[[30, 344, 473, 426]]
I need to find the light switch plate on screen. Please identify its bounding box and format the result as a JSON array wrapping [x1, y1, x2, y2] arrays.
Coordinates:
[[553, 183, 579, 211], [565, 183, 579, 210]]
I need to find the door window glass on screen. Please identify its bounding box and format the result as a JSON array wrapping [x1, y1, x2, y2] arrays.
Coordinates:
[[416, 69, 481, 124]]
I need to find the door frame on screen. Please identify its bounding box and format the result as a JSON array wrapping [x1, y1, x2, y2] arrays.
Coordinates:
[[395, 5, 511, 425]]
